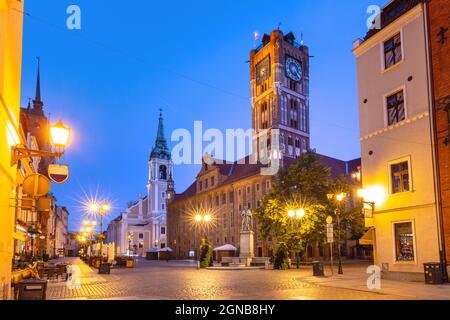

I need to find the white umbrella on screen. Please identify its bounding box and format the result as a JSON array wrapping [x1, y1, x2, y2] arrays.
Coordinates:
[[213, 244, 237, 251]]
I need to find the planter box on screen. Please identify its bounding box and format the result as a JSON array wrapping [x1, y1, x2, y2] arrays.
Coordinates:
[[98, 263, 111, 275]]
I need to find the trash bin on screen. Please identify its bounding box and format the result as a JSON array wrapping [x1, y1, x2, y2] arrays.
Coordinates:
[[98, 262, 111, 274], [126, 259, 134, 268], [424, 262, 444, 285], [17, 278, 48, 300], [312, 261, 324, 277]]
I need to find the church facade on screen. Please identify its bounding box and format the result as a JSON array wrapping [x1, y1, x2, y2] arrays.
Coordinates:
[[107, 111, 173, 256], [167, 30, 363, 260]]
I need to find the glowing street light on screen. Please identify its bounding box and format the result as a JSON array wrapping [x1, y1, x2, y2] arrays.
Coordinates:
[[287, 208, 305, 220], [88, 202, 100, 214], [336, 193, 346, 202], [50, 120, 71, 148], [11, 120, 71, 165], [296, 209, 305, 218], [326, 192, 347, 275], [85, 200, 111, 264], [357, 188, 376, 217]]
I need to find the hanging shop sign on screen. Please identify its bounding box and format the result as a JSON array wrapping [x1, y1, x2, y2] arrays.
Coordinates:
[[48, 164, 70, 184]]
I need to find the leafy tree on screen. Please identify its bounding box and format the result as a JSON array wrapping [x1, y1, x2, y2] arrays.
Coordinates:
[[273, 242, 290, 270], [255, 151, 363, 259], [199, 238, 213, 268]]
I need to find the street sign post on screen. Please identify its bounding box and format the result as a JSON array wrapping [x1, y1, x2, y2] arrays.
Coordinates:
[[327, 224, 334, 243], [326, 216, 334, 276]]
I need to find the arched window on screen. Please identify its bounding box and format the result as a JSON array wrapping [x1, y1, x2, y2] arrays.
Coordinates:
[[159, 165, 167, 180]]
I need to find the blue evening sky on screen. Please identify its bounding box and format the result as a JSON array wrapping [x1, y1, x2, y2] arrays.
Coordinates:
[[19, 0, 384, 231]]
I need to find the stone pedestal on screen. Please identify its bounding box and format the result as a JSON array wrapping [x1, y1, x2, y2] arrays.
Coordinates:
[[239, 231, 254, 259]]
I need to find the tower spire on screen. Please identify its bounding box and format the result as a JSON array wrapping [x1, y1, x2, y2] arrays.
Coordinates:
[[33, 57, 44, 111], [150, 109, 171, 160]]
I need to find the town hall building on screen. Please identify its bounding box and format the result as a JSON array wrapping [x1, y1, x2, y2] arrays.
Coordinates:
[[166, 30, 362, 260]]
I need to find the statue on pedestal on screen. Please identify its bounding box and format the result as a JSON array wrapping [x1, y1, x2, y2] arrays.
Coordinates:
[[241, 209, 253, 232], [239, 209, 254, 260]]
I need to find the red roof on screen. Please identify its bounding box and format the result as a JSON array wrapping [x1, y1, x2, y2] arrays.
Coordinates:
[[170, 153, 361, 205]]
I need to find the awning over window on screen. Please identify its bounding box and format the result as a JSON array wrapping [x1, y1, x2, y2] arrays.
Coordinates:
[[359, 228, 374, 246]]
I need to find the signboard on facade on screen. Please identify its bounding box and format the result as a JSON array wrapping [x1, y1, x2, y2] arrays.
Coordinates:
[[23, 173, 51, 197], [48, 164, 69, 184], [363, 207, 373, 219], [37, 196, 53, 212]]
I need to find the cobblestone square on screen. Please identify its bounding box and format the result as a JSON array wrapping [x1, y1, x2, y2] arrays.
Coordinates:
[[45, 258, 450, 300]]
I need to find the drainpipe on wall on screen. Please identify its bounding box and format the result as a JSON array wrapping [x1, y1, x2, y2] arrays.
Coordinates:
[[423, 1, 448, 283]]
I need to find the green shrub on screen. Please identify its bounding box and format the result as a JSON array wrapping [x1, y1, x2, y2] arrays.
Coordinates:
[[199, 238, 213, 268], [273, 242, 290, 270]]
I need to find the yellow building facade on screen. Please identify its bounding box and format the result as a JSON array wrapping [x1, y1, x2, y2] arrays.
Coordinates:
[[354, 1, 441, 279], [0, 0, 24, 299]]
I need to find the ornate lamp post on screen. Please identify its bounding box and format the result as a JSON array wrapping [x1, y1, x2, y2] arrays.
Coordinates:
[[287, 207, 305, 268], [327, 192, 346, 275], [87, 201, 110, 262], [81, 220, 95, 258], [193, 212, 213, 264], [11, 121, 70, 165]]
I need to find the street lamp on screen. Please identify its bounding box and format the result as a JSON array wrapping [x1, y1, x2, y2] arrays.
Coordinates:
[[81, 220, 96, 258], [11, 120, 71, 165], [327, 192, 346, 275], [87, 201, 111, 261], [287, 207, 306, 269], [192, 212, 214, 263], [357, 189, 376, 216]]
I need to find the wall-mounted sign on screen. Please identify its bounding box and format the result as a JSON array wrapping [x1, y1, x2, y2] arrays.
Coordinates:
[[48, 164, 69, 184], [23, 173, 51, 197], [37, 196, 53, 212]]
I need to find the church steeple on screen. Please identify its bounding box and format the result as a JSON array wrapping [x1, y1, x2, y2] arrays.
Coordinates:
[[32, 58, 44, 111], [150, 109, 171, 160]]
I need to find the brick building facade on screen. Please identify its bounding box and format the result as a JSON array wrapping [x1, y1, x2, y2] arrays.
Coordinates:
[[167, 30, 362, 260], [427, 0, 450, 274], [167, 154, 361, 259]]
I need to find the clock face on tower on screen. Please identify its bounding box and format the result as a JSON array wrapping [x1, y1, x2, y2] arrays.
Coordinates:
[[256, 56, 270, 85], [286, 56, 303, 82]]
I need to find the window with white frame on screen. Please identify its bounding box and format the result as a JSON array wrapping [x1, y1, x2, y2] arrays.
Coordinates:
[[384, 33, 402, 69], [394, 222, 415, 262], [390, 160, 410, 194], [386, 90, 405, 125]]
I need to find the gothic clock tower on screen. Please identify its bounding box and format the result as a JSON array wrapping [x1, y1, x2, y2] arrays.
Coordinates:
[[250, 30, 310, 161]]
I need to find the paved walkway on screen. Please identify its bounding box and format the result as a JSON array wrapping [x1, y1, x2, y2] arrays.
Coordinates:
[[301, 263, 450, 300], [45, 258, 450, 300]]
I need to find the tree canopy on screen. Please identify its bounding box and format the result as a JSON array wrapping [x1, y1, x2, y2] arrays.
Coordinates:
[[255, 151, 363, 257]]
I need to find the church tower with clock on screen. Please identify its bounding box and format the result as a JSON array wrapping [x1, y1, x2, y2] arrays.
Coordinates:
[[250, 30, 310, 161]]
